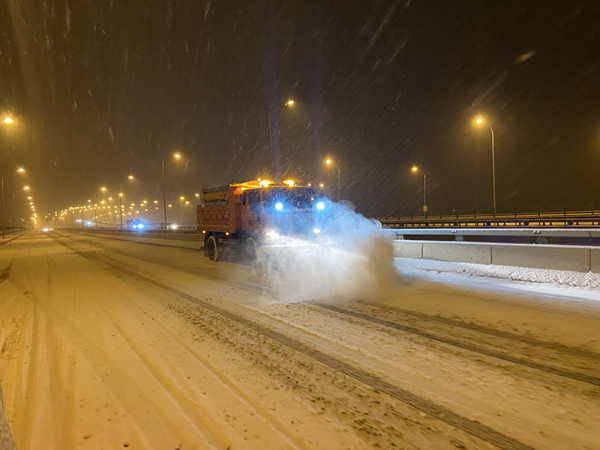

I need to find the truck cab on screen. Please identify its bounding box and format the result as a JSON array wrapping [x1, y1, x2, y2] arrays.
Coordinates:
[[198, 180, 326, 261]]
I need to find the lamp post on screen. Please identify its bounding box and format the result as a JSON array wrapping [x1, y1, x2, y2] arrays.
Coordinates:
[[1, 117, 16, 239], [473, 116, 497, 216], [325, 158, 341, 200], [161, 153, 181, 228], [411, 166, 427, 218], [1, 168, 25, 239], [116, 175, 134, 230]]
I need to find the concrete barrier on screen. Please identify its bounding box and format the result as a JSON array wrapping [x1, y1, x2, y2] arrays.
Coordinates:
[[491, 244, 590, 272], [590, 248, 600, 273], [393, 241, 422, 259], [393, 240, 598, 273], [423, 242, 491, 264]]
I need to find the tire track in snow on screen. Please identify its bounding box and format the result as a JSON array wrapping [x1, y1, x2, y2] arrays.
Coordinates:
[[23, 241, 227, 450], [55, 235, 536, 450], [67, 232, 600, 388], [363, 300, 600, 360], [103, 288, 312, 450], [314, 303, 600, 387], [0, 255, 17, 284]]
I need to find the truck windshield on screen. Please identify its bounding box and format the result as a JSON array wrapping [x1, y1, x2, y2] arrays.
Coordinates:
[[261, 188, 316, 209]]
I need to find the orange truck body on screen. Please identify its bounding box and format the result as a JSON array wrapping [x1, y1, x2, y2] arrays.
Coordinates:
[[197, 180, 267, 236]]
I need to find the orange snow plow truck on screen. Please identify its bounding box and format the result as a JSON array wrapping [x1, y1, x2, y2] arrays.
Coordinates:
[[197, 179, 327, 261]]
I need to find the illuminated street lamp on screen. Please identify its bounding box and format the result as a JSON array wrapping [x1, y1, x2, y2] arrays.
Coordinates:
[[473, 115, 497, 216], [285, 99, 295, 107], [3, 117, 13, 124], [325, 158, 341, 200], [411, 166, 427, 217], [161, 153, 182, 228]]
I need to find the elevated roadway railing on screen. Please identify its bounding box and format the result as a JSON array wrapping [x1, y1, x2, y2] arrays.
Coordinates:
[[379, 210, 600, 228]]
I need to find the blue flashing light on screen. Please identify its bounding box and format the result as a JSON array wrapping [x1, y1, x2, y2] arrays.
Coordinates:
[[275, 202, 283, 211], [316, 202, 325, 210], [138, 223, 144, 229]]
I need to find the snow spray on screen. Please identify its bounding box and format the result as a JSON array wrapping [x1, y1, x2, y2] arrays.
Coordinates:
[[261, 200, 402, 303]]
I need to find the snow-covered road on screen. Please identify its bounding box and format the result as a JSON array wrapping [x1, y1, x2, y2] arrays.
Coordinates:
[[0, 231, 598, 449]]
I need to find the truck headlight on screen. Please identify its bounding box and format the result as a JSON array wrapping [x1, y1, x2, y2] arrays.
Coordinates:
[[316, 202, 325, 210], [266, 230, 279, 238], [275, 202, 283, 211]]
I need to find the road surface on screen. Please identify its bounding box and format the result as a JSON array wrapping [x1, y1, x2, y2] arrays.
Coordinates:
[[0, 231, 599, 450]]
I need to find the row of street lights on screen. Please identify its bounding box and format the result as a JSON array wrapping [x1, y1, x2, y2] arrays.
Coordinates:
[[411, 115, 497, 216], [57, 152, 185, 229]]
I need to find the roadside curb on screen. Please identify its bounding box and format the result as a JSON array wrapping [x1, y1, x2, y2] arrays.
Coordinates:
[[0, 387, 16, 450], [0, 234, 23, 247]]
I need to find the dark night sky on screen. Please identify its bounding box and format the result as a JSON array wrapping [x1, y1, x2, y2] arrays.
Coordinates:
[[1, 1, 599, 225]]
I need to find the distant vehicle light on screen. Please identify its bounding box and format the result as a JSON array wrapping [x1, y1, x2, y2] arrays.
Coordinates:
[[316, 202, 325, 210], [43, 228, 49, 232], [313, 228, 321, 234], [171, 224, 178, 230], [266, 230, 278, 238], [275, 202, 283, 210], [137, 224, 144, 229]]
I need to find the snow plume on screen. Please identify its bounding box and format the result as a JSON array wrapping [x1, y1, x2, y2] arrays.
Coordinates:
[[262, 200, 402, 303]]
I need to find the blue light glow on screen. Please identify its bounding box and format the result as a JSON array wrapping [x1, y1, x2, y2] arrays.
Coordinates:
[[275, 202, 283, 210], [316, 202, 325, 210], [138, 224, 144, 229]]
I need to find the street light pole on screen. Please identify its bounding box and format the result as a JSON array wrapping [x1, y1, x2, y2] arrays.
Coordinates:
[[336, 166, 341, 201], [12, 191, 16, 235], [325, 158, 341, 201], [117, 175, 134, 230], [411, 166, 427, 218], [161, 159, 167, 228], [161, 154, 181, 229], [1, 174, 5, 240], [1, 168, 25, 239], [489, 124, 496, 217], [473, 116, 497, 216]]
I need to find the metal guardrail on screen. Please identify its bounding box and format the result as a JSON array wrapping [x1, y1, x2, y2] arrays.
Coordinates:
[[379, 210, 600, 228]]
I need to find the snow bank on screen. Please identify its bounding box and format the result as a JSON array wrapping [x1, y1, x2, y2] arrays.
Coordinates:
[[397, 257, 600, 288]]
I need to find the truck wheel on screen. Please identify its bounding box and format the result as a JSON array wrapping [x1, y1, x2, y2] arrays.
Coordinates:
[[206, 235, 220, 261], [242, 236, 259, 263]]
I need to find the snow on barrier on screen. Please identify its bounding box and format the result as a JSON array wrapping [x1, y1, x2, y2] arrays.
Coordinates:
[[393, 240, 600, 273]]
